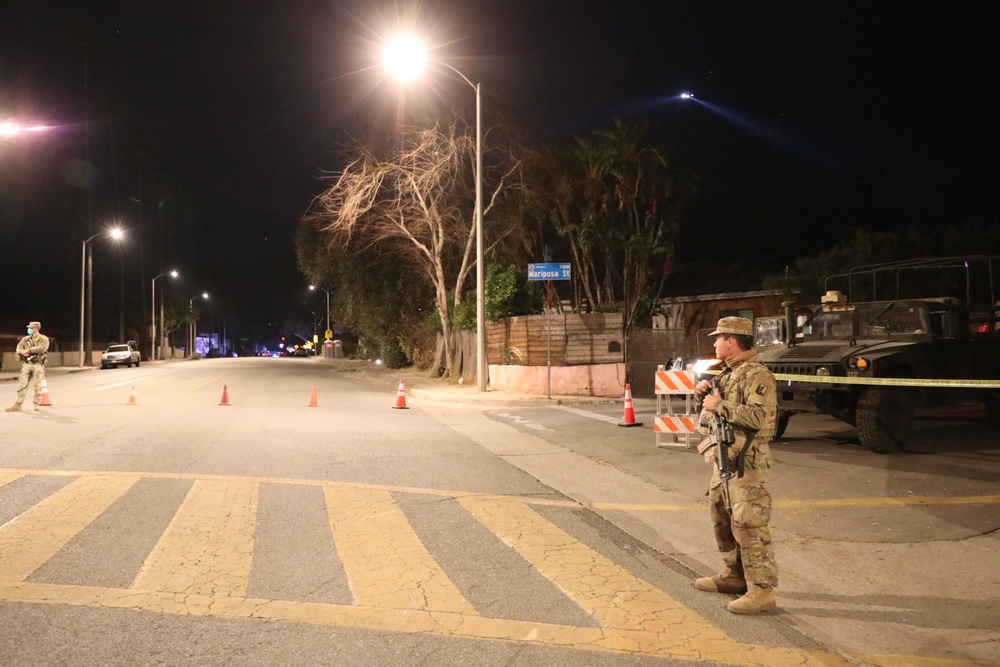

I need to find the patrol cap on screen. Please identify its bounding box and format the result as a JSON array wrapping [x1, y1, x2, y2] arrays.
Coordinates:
[[708, 316, 752, 337], [27, 321, 41, 329]]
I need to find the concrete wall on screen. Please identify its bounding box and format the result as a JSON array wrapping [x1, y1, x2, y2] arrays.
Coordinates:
[[489, 363, 625, 397]]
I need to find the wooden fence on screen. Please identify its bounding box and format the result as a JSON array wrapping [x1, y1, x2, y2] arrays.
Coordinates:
[[486, 313, 624, 366]]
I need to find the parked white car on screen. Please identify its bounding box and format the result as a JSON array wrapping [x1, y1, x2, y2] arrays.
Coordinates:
[[101, 343, 141, 369]]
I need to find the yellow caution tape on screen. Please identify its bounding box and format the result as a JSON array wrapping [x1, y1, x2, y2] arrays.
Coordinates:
[[772, 373, 1000, 389], [696, 367, 1000, 388]]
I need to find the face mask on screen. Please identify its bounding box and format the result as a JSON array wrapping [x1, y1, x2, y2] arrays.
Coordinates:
[[27, 329, 33, 335]]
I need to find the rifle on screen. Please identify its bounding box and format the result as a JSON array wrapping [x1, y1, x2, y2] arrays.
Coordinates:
[[706, 408, 736, 514], [697, 376, 737, 513]]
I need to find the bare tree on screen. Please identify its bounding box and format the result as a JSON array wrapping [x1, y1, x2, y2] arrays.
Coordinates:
[[305, 118, 521, 378]]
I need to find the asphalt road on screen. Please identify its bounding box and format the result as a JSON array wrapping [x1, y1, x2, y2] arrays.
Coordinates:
[[0, 357, 997, 666]]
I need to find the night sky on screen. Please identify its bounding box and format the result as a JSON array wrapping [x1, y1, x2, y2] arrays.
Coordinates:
[[2, 1, 998, 345]]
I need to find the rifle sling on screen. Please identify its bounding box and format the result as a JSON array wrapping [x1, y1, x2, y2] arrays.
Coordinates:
[[734, 430, 757, 479]]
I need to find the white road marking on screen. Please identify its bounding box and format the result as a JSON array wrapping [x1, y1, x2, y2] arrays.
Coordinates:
[[553, 405, 624, 425], [93, 371, 171, 391], [494, 412, 553, 432]]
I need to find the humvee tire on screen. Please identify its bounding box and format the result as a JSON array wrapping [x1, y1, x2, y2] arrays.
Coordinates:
[[857, 387, 913, 454]]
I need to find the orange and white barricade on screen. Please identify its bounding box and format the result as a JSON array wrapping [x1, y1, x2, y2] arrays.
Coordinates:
[[654, 369, 699, 448]]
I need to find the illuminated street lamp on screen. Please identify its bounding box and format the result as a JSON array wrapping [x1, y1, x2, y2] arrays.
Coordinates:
[[0, 122, 51, 137], [151, 270, 178, 361], [309, 285, 331, 339], [188, 293, 209, 359], [384, 34, 486, 391], [79, 228, 124, 367]]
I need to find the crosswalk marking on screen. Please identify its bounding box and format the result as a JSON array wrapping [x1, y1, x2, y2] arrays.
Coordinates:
[[0, 474, 139, 583], [324, 485, 477, 614], [459, 496, 739, 656], [3, 467, 997, 511], [0, 468, 983, 666], [133, 478, 258, 598]]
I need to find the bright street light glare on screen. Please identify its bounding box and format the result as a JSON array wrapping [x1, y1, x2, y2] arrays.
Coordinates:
[[0, 122, 51, 136], [681, 92, 694, 99], [111, 228, 124, 240], [383, 34, 426, 81]]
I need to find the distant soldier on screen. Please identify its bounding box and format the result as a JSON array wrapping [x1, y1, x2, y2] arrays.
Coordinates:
[[693, 316, 779, 614], [6, 321, 50, 412]]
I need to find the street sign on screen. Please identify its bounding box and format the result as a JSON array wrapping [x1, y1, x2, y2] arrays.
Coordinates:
[[528, 263, 571, 281], [325, 329, 333, 340]]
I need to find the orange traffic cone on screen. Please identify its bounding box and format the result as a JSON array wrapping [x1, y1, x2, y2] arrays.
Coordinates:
[[618, 383, 642, 427], [39, 374, 52, 406], [127, 385, 138, 406], [392, 379, 408, 409], [219, 385, 230, 406], [307, 386, 319, 407]]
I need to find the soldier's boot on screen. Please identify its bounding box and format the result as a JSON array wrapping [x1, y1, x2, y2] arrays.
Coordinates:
[[727, 584, 776, 615], [694, 568, 747, 594], [33, 404, 41, 411], [5, 404, 22, 412]]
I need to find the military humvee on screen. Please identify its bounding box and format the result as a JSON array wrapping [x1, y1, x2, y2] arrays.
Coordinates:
[[755, 256, 1000, 453]]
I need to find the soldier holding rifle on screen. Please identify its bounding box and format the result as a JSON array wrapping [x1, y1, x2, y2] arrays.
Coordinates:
[[693, 316, 779, 615], [6, 321, 49, 413]]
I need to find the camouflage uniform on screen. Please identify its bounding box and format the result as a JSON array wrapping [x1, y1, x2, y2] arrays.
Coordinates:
[[11, 322, 50, 409], [699, 342, 779, 589]]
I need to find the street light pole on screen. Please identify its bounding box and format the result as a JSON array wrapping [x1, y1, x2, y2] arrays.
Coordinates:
[[78, 229, 123, 367], [309, 285, 331, 338], [188, 293, 208, 359], [151, 270, 178, 361], [474, 81, 485, 392], [383, 38, 487, 391]]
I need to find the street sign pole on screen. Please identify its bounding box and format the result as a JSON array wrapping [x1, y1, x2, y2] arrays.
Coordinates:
[[546, 280, 553, 399], [529, 263, 571, 400]]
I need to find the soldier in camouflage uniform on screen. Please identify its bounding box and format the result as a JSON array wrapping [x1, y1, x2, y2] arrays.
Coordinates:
[[6, 321, 50, 413], [693, 316, 779, 614]]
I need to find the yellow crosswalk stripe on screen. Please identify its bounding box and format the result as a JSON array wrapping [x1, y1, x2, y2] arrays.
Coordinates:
[[133, 478, 258, 598], [0, 470, 24, 488], [459, 496, 721, 637], [0, 474, 139, 583], [324, 485, 477, 614]]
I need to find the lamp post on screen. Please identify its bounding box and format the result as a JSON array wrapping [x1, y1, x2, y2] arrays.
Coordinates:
[[384, 35, 486, 391], [188, 292, 208, 359], [79, 228, 124, 367], [151, 270, 178, 361], [309, 285, 331, 339]]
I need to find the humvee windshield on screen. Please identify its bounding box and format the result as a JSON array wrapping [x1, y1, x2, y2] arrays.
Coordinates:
[[800, 302, 931, 341]]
